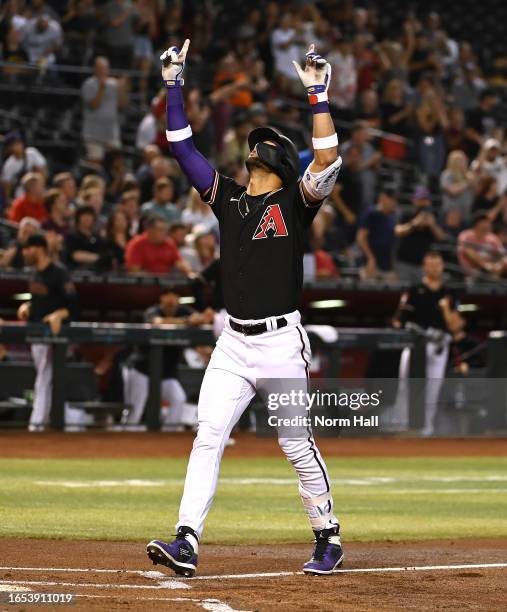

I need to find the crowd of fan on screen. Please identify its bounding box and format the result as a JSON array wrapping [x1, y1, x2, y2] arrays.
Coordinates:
[[1, 1, 507, 283]]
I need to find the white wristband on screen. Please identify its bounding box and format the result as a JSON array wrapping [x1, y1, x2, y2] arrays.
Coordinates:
[[166, 125, 192, 142], [312, 133, 338, 150]]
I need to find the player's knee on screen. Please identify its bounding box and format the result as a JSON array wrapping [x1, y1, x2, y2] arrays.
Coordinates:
[[193, 423, 228, 453], [278, 437, 307, 464]]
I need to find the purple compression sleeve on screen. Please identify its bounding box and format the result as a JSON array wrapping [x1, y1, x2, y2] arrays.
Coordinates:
[[165, 85, 215, 195]]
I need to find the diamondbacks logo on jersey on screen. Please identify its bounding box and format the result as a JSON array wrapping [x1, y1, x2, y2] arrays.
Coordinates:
[[252, 204, 288, 240]]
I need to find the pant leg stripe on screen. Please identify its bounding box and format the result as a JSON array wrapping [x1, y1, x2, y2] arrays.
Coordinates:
[[296, 325, 330, 493]]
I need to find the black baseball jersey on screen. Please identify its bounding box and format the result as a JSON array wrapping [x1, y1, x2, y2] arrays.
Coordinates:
[[203, 172, 321, 319], [399, 282, 458, 331], [28, 262, 78, 322]]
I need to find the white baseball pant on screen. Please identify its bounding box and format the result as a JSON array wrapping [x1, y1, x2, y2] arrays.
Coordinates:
[[176, 310, 338, 538], [122, 366, 187, 425], [386, 334, 450, 434], [30, 344, 52, 428]]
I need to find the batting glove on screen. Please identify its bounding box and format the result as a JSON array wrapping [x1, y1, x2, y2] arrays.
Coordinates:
[[292, 44, 331, 104], [160, 38, 190, 86]]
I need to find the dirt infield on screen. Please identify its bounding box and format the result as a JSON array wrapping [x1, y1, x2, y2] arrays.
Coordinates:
[[1, 538, 506, 611], [1, 431, 506, 458], [1, 433, 506, 610]]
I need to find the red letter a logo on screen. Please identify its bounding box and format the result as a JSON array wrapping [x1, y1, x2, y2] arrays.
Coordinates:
[[252, 204, 288, 240]]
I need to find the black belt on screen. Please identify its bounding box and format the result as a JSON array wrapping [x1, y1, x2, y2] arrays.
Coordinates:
[[229, 317, 287, 336]]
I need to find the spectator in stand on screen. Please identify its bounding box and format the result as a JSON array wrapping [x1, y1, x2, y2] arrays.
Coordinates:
[[168, 222, 189, 250], [353, 33, 379, 94], [395, 185, 445, 283], [357, 186, 398, 280], [103, 149, 136, 203], [52, 172, 78, 210], [472, 176, 507, 223], [219, 113, 253, 168], [41, 189, 71, 235], [138, 155, 172, 204], [141, 177, 181, 224], [104, 207, 130, 268], [408, 31, 439, 87], [270, 13, 304, 93], [380, 78, 413, 138], [464, 89, 499, 160], [445, 107, 467, 153], [8, 173, 46, 223], [327, 144, 363, 248], [81, 56, 128, 160], [118, 189, 141, 236], [182, 188, 219, 235], [415, 83, 448, 184], [327, 32, 357, 112], [340, 122, 381, 209], [99, 0, 137, 69], [457, 211, 507, 277], [0, 217, 40, 269], [440, 150, 475, 221], [132, 0, 157, 105], [78, 186, 108, 233], [355, 89, 381, 129], [135, 145, 161, 185], [1, 24, 29, 80], [22, 13, 62, 65], [1, 131, 47, 199], [64, 205, 113, 271], [442, 208, 465, 240], [181, 231, 218, 274], [471, 139, 507, 196], [450, 64, 483, 112], [125, 216, 191, 276]]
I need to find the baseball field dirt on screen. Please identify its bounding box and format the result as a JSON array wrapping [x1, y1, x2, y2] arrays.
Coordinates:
[[0, 433, 506, 611]]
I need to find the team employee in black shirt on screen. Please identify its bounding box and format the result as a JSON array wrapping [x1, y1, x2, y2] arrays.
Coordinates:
[[17, 234, 78, 431], [392, 251, 460, 436]]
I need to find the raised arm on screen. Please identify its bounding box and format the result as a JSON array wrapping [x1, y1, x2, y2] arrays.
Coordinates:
[[292, 45, 342, 205], [160, 40, 215, 197]]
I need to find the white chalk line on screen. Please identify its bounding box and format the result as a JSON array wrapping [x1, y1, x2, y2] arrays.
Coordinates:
[[2, 562, 507, 585], [31, 475, 507, 489]]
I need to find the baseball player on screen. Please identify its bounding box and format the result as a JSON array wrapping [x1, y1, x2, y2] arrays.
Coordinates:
[[17, 234, 78, 431], [147, 40, 344, 576], [392, 251, 460, 436]]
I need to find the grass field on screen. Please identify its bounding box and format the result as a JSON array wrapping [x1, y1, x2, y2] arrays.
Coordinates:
[[1, 456, 506, 543]]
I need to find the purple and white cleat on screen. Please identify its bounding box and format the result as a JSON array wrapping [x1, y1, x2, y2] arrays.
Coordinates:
[[303, 525, 344, 575], [147, 526, 198, 577]]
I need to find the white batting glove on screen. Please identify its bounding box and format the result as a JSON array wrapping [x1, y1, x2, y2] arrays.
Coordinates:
[[292, 44, 331, 103], [160, 39, 190, 86]]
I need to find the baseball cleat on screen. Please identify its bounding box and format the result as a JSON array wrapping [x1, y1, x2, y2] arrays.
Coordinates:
[[147, 527, 198, 577], [303, 526, 344, 575]]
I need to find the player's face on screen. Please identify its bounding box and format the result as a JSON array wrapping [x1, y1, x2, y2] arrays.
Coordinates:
[[245, 141, 278, 174], [423, 255, 443, 279]]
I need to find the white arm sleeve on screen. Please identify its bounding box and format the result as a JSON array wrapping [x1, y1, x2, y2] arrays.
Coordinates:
[[302, 156, 342, 202]]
